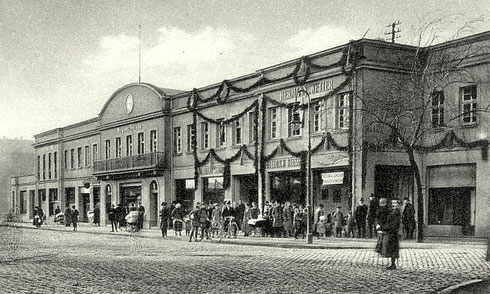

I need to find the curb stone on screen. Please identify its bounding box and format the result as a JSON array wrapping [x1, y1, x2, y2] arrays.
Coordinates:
[[437, 279, 483, 293]]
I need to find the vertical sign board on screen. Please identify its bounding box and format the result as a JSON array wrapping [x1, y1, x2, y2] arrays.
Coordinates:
[[322, 172, 344, 185]]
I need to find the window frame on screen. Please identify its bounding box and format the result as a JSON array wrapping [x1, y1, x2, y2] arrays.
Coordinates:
[[288, 107, 301, 137], [126, 135, 133, 157], [77, 147, 82, 168], [150, 129, 158, 153], [92, 144, 98, 164], [337, 92, 350, 129], [201, 122, 209, 150], [269, 107, 278, 139], [48, 153, 52, 179], [216, 119, 226, 148], [137, 132, 145, 155], [105, 140, 111, 160], [187, 124, 196, 152], [173, 126, 182, 155], [431, 91, 445, 128], [249, 111, 257, 143], [460, 85, 477, 125], [115, 137, 122, 158], [84, 145, 90, 167], [233, 118, 242, 145]]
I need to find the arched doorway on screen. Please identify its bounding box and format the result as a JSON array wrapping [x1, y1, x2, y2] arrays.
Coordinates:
[[105, 184, 112, 215], [149, 181, 158, 227]]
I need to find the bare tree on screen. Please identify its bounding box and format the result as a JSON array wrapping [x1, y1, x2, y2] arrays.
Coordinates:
[[358, 16, 489, 242]]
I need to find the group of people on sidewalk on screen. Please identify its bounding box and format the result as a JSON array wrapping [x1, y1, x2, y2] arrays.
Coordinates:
[[34, 205, 80, 232], [107, 202, 146, 232]]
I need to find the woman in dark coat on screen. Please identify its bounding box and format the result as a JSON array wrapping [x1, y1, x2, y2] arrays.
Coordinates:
[[376, 199, 401, 270], [159, 202, 170, 237]]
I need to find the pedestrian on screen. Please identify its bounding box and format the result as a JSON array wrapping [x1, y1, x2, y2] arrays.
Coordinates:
[[222, 201, 236, 237], [271, 202, 283, 237], [402, 198, 415, 239], [211, 203, 221, 238], [64, 206, 72, 227], [71, 205, 79, 232], [33, 207, 42, 228], [93, 203, 100, 226], [367, 193, 378, 238], [332, 206, 344, 238], [235, 200, 245, 231], [354, 198, 368, 238], [137, 202, 145, 230], [159, 202, 170, 237], [109, 204, 118, 232], [317, 215, 327, 238], [282, 201, 294, 237], [293, 207, 304, 239], [171, 203, 184, 236], [242, 203, 251, 237], [115, 203, 123, 228], [313, 204, 325, 237], [54, 205, 61, 216], [346, 211, 355, 238], [375, 199, 402, 270], [189, 203, 201, 242], [198, 204, 210, 240]]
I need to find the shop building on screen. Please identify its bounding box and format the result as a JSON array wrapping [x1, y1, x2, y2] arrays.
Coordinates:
[[10, 32, 490, 237]]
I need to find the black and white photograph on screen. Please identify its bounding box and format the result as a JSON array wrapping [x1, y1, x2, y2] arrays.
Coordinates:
[[1, 0, 490, 293]]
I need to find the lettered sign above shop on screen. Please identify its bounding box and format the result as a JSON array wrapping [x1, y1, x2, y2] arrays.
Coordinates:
[[266, 158, 301, 169], [280, 79, 333, 101], [322, 172, 344, 185], [200, 166, 224, 175]]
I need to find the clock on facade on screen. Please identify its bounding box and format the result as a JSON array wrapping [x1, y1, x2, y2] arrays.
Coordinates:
[[126, 94, 134, 114]]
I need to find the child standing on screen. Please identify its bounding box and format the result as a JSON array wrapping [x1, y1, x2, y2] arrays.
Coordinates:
[[346, 211, 355, 238]]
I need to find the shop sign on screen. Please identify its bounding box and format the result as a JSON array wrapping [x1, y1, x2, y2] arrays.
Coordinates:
[[322, 172, 344, 185], [266, 158, 301, 169], [185, 179, 195, 189], [201, 166, 224, 175], [279, 79, 334, 101]]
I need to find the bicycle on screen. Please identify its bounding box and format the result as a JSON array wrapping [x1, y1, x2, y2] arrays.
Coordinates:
[[218, 216, 239, 242]]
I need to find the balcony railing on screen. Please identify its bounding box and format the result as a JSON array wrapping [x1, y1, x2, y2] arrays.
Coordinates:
[[93, 152, 166, 173]]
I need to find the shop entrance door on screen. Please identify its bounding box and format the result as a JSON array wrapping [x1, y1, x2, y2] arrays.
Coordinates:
[[80, 194, 90, 222], [237, 175, 258, 204], [270, 171, 304, 205], [150, 192, 158, 227]]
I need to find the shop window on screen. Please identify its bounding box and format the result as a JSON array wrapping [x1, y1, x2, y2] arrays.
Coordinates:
[[269, 107, 278, 139], [216, 119, 226, 147], [174, 127, 182, 154], [429, 188, 472, 227], [137, 132, 145, 155], [77, 147, 82, 168], [150, 130, 157, 152], [187, 124, 195, 152], [337, 92, 350, 129], [84, 146, 90, 167], [115, 137, 122, 158], [233, 119, 242, 145], [288, 108, 301, 137], [201, 122, 209, 149], [333, 188, 342, 203], [249, 111, 257, 143], [126, 135, 132, 156], [48, 153, 52, 179], [92, 144, 98, 163], [431, 91, 445, 127], [461, 85, 477, 125]]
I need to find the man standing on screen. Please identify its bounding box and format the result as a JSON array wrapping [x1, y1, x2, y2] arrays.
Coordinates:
[[138, 202, 145, 230], [282, 202, 293, 237], [109, 204, 118, 232], [402, 198, 416, 239], [71, 205, 79, 232], [354, 198, 368, 238], [159, 202, 170, 237], [367, 194, 378, 238]]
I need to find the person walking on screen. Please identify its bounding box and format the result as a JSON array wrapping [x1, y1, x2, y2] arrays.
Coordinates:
[[171, 203, 184, 236], [376, 199, 402, 270], [159, 202, 170, 237], [64, 206, 72, 227], [354, 198, 368, 238], [109, 204, 118, 232], [402, 198, 415, 239], [71, 205, 79, 232], [367, 194, 378, 238]]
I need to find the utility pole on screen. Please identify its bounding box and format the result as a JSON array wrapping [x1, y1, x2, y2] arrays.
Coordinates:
[[385, 21, 401, 43]]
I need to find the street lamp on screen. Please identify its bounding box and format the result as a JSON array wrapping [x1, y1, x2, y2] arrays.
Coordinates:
[[291, 89, 313, 244]]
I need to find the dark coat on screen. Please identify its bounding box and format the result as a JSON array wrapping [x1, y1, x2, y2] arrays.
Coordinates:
[[108, 207, 116, 221], [271, 206, 283, 228], [402, 203, 415, 225], [367, 199, 378, 221], [71, 209, 79, 224], [171, 207, 184, 220], [93, 207, 100, 223], [378, 208, 401, 258], [354, 203, 368, 223], [222, 206, 235, 219]]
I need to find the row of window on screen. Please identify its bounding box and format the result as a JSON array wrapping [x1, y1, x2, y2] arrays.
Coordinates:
[[104, 130, 158, 160], [63, 144, 99, 171], [431, 85, 478, 127], [37, 152, 57, 181], [172, 93, 351, 154]]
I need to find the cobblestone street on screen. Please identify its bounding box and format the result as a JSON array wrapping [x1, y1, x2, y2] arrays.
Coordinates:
[[0, 225, 489, 294]]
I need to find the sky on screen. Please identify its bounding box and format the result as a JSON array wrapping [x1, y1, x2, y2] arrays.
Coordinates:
[[1, 0, 489, 140]]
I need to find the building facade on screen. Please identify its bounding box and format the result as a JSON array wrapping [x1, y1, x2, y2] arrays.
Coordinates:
[[10, 32, 490, 237]]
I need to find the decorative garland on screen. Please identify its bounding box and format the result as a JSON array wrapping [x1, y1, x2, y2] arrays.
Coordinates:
[[194, 100, 258, 125]]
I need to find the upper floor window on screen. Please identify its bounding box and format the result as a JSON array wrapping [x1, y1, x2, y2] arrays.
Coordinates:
[[115, 137, 122, 158], [431, 91, 445, 128], [187, 124, 195, 152], [53, 152, 57, 178], [77, 147, 82, 168], [48, 153, 52, 179], [461, 85, 477, 125], [337, 92, 350, 129], [217, 119, 226, 147], [173, 127, 182, 154], [288, 108, 301, 137], [126, 135, 133, 157], [42, 154, 46, 180], [84, 146, 90, 167], [92, 144, 98, 164], [201, 122, 209, 149], [70, 149, 74, 169], [233, 119, 242, 145], [313, 101, 324, 133], [137, 132, 145, 155], [249, 112, 257, 143], [269, 107, 278, 139], [105, 140, 111, 160], [37, 155, 41, 180], [64, 151, 68, 169], [150, 130, 157, 152]]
